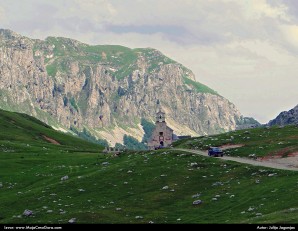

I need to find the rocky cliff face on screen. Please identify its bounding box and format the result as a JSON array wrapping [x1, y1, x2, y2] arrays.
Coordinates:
[[0, 29, 242, 145], [268, 105, 298, 126]]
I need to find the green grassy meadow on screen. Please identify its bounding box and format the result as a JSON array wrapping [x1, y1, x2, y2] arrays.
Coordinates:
[[1, 110, 298, 224], [173, 125, 298, 159]]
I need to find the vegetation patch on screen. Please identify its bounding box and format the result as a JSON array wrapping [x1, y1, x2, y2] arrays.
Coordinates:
[[141, 118, 155, 144], [183, 76, 219, 95], [70, 127, 109, 147]]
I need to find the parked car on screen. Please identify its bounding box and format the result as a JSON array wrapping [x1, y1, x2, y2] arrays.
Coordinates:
[[208, 147, 223, 157]]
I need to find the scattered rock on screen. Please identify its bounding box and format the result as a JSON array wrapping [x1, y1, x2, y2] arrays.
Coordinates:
[[78, 189, 85, 192], [0, 182, 2, 188], [268, 173, 276, 177], [256, 213, 262, 216], [212, 198, 218, 201], [192, 200, 202, 205], [212, 182, 223, 186], [190, 162, 198, 167], [230, 195, 235, 198], [23, 209, 33, 217], [149, 221, 154, 224], [249, 154, 256, 158], [162, 186, 169, 190], [116, 208, 122, 211], [135, 216, 143, 219], [127, 170, 133, 173], [102, 162, 109, 166], [192, 193, 201, 198], [247, 207, 254, 212], [59, 209, 66, 214], [61, 175, 68, 181], [47, 210, 53, 213], [68, 218, 76, 224]]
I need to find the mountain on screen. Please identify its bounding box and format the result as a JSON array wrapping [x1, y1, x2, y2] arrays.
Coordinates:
[[236, 116, 261, 130], [268, 105, 298, 126], [0, 29, 242, 145]]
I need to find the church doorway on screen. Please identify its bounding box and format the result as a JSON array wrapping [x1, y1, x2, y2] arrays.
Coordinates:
[[160, 141, 164, 147]]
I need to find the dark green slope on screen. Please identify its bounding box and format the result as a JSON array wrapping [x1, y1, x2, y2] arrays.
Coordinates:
[[0, 109, 103, 152]]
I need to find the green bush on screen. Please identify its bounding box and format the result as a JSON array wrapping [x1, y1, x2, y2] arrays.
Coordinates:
[[141, 118, 155, 144], [123, 134, 147, 150], [70, 127, 109, 147]]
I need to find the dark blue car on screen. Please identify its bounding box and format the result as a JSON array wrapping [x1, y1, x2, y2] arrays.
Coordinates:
[[208, 147, 223, 157]]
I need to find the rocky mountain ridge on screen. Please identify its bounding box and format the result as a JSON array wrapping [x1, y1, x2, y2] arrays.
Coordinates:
[[0, 29, 243, 145], [268, 105, 298, 126]]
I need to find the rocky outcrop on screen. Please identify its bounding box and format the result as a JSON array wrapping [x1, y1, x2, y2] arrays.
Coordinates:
[[0, 29, 242, 145], [268, 105, 298, 126]]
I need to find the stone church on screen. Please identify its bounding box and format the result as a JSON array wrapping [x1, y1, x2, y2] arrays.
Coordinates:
[[148, 109, 174, 150]]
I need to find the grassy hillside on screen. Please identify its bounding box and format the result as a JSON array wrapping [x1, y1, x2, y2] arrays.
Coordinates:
[[0, 110, 298, 224], [1, 148, 298, 224], [173, 125, 298, 159], [0, 109, 104, 152]]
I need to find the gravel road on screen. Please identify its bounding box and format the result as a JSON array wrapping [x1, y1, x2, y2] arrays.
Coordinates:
[[175, 148, 298, 171]]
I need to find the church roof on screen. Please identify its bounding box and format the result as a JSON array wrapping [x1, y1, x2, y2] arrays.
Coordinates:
[[156, 110, 165, 114], [166, 126, 173, 131]]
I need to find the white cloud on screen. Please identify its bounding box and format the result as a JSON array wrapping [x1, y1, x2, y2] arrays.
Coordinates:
[[244, 0, 289, 21], [64, 0, 117, 23], [0, 5, 5, 18], [280, 25, 298, 48]]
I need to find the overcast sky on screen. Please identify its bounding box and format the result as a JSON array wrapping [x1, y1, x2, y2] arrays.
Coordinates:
[[0, 0, 297, 123]]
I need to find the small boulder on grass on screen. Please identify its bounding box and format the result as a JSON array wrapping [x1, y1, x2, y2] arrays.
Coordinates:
[[192, 193, 201, 198], [192, 200, 202, 205], [68, 218, 76, 224], [61, 176, 68, 181], [23, 209, 33, 217]]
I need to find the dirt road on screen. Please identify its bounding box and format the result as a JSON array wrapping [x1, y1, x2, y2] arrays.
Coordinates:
[[174, 148, 298, 171]]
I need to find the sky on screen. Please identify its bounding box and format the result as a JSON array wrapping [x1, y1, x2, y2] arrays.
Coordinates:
[[0, 0, 297, 123]]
